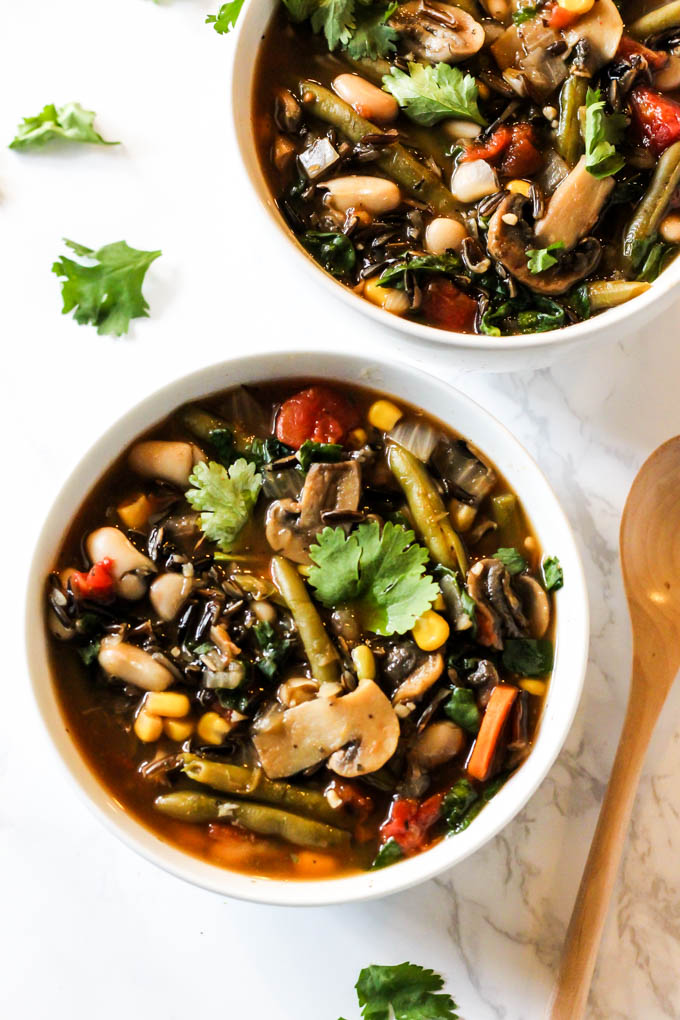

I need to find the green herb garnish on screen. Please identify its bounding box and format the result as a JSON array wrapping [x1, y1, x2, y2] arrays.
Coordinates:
[[206, 0, 246, 33], [301, 231, 357, 277], [494, 547, 528, 575], [542, 555, 564, 592], [185, 459, 262, 551], [9, 102, 118, 150], [584, 87, 627, 179], [526, 242, 565, 274], [502, 638, 554, 677], [382, 62, 485, 127]]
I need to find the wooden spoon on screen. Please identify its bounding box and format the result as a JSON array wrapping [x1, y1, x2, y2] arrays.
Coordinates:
[[549, 436, 680, 1019]]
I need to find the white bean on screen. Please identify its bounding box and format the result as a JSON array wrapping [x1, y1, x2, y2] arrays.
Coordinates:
[[86, 527, 156, 600], [321, 176, 401, 215], [332, 74, 399, 125], [149, 572, 192, 622], [441, 119, 483, 140], [252, 599, 277, 624], [98, 637, 173, 692], [660, 212, 680, 244], [450, 159, 499, 203], [128, 441, 204, 488], [425, 217, 469, 254]]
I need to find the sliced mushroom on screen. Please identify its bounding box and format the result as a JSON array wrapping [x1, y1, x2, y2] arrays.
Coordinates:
[[390, 1, 485, 64], [564, 0, 623, 75], [274, 87, 301, 133], [409, 719, 466, 770], [86, 527, 156, 600], [468, 659, 500, 709], [128, 441, 205, 489], [534, 156, 615, 251], [252, 678, 400, 779], [266, 461, 361, 564], [98, 636, 173, 692], [392, 652, 444, 704], [514, 574, 550, 638], [486, 192, 602, 295], [278, 676, 320, 708], [467, 557, 533, 648]]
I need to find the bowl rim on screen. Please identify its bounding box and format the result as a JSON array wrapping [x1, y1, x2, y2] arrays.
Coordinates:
[[228, 0, 680, 352], [25, 350, 589, 906]]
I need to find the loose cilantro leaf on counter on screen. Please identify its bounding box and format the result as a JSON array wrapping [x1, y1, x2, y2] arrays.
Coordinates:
[[186, 459, 262, 551], [494, 547, 527, 575], [9, 102, 118, 150], [206, 0, 246, 33], [52, 239, 161, 337], [346, 3, 398, 60], [526, 241, 565, 274], [502, 638, 553, 677], [542, 555, 564, 591], [382, 62, 486, 127], [354, 963, 460, 1019], [584, 88, 627, 179], [308, 521, 439, 636]]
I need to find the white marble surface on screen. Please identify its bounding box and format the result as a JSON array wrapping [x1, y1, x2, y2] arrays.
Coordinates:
[[2, 2, 680, 1018]]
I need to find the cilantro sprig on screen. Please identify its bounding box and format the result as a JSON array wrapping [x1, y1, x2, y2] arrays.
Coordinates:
[[381, 63, 485, 127], [186, 459, 262, 551], [526, 242, 565, 274], [52, 239, 162, 337], [9, 102, 118, 150], [282, 0, 398, 59], [308, 521, 439, 636], [340, 962, 460, 1020], [584, 87, 627, 180]]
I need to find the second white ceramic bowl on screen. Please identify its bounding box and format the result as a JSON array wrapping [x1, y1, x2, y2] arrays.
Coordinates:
[[229, 0, 680, 371], [26, 351, 588, 905]]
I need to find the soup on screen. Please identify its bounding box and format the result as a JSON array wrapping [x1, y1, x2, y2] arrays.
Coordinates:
[[252, 0, 680, 335], [45, 380, 560, 879]]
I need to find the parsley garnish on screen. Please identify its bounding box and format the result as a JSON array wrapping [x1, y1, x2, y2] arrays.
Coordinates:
[[526, 242, 565, 274], [351, 963, 460, 1020], [542, 555, 564, 592], [206, 0, 246, 33], [494, 547, 528, 574], [584, 87, 627, 179], [308, 521, 439, 636], [502, 638, 553, 677], [382, 63, 485, 127], [9, 102, 118, 151], [52, 239, 161, 337], [185, 459, 262, 551]]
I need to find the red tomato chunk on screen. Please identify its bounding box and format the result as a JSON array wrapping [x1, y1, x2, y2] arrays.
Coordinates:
[[421, 280, 478, 333], [275, 386, 358, 448], [630, 85, 680, 157], [380, 793, 444, 854], [70, 558, 116, 601], [462, 123, 542, 178]]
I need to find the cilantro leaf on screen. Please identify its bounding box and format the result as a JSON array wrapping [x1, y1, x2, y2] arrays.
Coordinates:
[[502, 638, 553, 677], [494, 547, 527, 575], [346, 3, 398, 60], [584, 87, 627, 180], [311, 0, 356, 50], [542, 555, 564, 592], [9, 102, 118, 150], [281, 0, 318, 20], [206, 0, 246, 33], [185, 459, 262, 551], [526, 242, 565, 274], [300, 231, 357, 277], [52, 239, 161, 337], [370, 838, 404, 870], [308, 521, 439, 636], [382, 63, 485, 127], [355, 963, 459, 1020]]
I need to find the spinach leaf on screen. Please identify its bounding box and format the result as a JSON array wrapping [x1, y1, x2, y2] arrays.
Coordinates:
[[370, 837, 404, 870], [638, 241, 676, 283], [301, 231, 357, 276], [444, 688, 481, 734], [441, 779, 478, 832], [252, 620, 295, 680], [297, 440, 344, 471], [78, 639, 101, 666], [378, 253, 462, 290], [502, 638, 553, 677], [480, 288, 565, 336]]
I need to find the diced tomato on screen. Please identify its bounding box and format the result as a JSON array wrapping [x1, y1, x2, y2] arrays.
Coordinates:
[[379, 793, 444, 854], [421, 280, 478, 334], [275, 385, 358, 448], [616, 34, 669, 72], [629, 85, 680, 156], [461, 125, 512, 164], [70, 558, 116, 601], [546, 2, 580, 30], [462, 123, 542, 177]]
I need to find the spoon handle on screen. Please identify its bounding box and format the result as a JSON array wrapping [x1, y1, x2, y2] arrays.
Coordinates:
[[547, 681, 658, 1019]]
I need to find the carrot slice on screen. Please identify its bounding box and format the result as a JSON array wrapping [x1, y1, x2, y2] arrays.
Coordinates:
[[467, 685, 518, 782]]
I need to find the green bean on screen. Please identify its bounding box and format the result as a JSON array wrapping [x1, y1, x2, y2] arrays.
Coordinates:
[[299, 80, 460, 217], [271, 555, 340, 686], [154, 791, 351, 849], [387, 442, 467, 574], [556, 75, 589, 169], [622, 141, 680, 273], [629, 0, 680, 40], [180, 753, 350, 827], [490, 493, 521, 548], [586, 280, 652, 311]]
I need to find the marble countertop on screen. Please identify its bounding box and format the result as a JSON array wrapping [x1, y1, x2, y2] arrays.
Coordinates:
[[2, 2, 680, 1017]]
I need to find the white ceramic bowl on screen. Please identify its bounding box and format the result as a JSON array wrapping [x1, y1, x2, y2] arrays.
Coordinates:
[[26, 351, 588, 905], [229, 0, 680, 371]]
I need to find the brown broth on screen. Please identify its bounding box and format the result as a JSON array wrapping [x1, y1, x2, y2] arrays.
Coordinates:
[[47, 378, 550, 880]]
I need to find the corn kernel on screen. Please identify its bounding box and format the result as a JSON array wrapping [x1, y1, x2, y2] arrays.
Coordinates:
[[197, 711, 233, 745], [368, 399, 404, 432], [507, 179, 532, 198], [363, 279, 411, 317], [412, 610, 450, 651], [163, 716, 195, 742], [118, 493, 153, 531], [144, 691, 191, 718], [519, 678, 547, 697], [557, 0, 594, 12], [433, 592, 446, 611], [134, 710, 163, 743], [351, 644, 376, 680], [349, 427, 368, 448]]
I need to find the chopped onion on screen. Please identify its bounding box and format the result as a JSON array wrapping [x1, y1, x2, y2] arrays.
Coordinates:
[[223, 386, 269, 435], [204, 661, 246, 690], [388, 419, 440, 463], [431, 440, 496, 506], [450, 160, 499, 204]]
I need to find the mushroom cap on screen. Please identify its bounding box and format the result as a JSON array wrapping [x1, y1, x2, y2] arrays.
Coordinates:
[[390, 1, 485, 64], [392, 652, 445, 704]]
